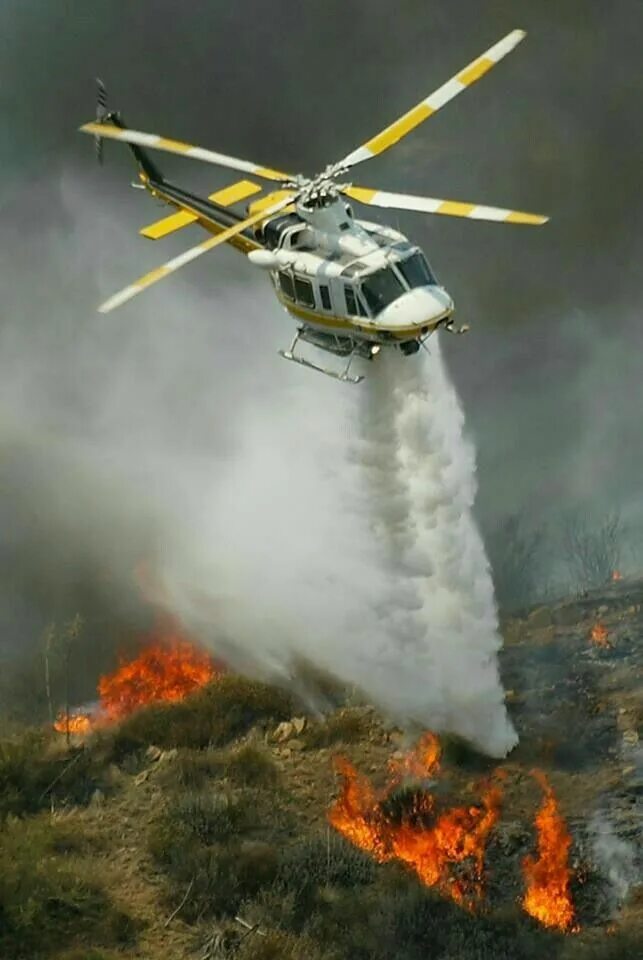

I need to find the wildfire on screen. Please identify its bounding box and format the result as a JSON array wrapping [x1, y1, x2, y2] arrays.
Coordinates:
[[98, 634, 216, 721], [590, 622, 610, 648], [522, 771, 577, 932], [53, 618, 219, 735], [611, 570, 622, 582], [53, 712, 93, 735], [328, 735, 502, 908]]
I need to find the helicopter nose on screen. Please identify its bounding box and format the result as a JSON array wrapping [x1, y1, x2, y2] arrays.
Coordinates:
[[377, 287, 454, 331]]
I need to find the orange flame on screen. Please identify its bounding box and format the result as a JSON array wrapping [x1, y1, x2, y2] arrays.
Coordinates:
[[53, 712, 93, 735], [53, 617, 219, 734], [590, 622, 610, 648], [611, 570, 622, 582], [328, 735, 501, 908], [522, 771, 577, 932]]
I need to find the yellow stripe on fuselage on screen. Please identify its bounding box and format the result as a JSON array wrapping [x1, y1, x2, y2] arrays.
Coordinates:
[[276, 293, 450, 339]]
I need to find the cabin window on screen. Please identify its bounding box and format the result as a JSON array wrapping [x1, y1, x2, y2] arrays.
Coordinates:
[[361, 267, 405, 315], [319, 284, 332, 311], [278, 271, 295, 300], [294, 275, 315, 309], [344, 284, 358, 315], [397, 251, 436, 289], [356, 295, 369, 318]]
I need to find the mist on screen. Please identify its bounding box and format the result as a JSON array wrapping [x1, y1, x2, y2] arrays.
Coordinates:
[[1, 1, 642, 728]]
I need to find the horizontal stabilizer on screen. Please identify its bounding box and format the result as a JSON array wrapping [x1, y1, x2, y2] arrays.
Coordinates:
[[140, 179, 263, 239]]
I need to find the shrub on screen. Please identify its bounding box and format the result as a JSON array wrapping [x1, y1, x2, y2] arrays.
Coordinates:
[[222, 744, 280, 787], [277, 832, 375, 891], [148, 782, 286, 922], [235, 929, 340, 960], [106, 675, 294, 757], [0, 731, 109, 819], [0, 815, 135, 959], [304, 709, 372, 749]]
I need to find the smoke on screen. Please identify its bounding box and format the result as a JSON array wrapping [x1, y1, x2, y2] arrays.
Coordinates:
[[0, 173, 514, 755], [589, 813, 639, 908]]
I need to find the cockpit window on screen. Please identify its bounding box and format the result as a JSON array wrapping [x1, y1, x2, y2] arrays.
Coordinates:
[[397, 252, 436, 289], [360, 267, 405, 315]]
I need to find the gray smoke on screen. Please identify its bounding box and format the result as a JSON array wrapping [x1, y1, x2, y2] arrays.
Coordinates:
[[589, 813, 639, 909]]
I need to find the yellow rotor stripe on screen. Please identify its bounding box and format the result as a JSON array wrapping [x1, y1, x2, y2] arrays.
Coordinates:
[[505, 211, 548, 225], [365, 104, 434, 157], [80, 122, 291, 182], [156, 137, 193, 153], [340, 30, 527, 168], [436, 200, 476, 217], [344, 186, 378, 204], [458, 57, 495, 87]]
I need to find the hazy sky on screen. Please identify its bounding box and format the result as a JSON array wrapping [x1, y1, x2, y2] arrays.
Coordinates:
[[1, 0, 642, 678]]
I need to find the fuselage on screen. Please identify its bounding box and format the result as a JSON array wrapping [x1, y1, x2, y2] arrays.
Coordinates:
[[251, 195, 455, 346]]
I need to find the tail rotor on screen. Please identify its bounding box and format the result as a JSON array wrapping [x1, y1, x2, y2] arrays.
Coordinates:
[[94, 78, 107, 165]]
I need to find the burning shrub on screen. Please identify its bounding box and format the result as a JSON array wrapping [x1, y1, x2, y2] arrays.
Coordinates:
[[0, 815, 136, 958]]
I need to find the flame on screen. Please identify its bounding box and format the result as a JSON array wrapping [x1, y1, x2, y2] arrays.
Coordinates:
[[522, 771, 577, 932], [328, 735, 501, 907], [53, 617, 219, 734], [98, 633, 216, 722], [53, 712, 93, 735], [590, 622, 610, 648], [611, 570, 622, 581]]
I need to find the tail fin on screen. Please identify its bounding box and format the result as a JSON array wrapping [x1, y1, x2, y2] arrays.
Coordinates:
[[91, 79, 164, 183]]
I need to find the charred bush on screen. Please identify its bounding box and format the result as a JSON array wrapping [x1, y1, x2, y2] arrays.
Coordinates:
[[562, 509, 623, 591], [487, 513, 550, 613]]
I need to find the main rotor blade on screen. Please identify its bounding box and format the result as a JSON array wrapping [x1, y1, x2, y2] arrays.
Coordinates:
[[98, 194, 295, 314], [344, 185, 548, 225], [80, 121, 292, 183], [337, 29, 526, 170]]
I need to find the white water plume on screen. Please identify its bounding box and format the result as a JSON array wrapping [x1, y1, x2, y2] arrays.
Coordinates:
[[352, 343, 518, 757], [158, 337, 516, 758]]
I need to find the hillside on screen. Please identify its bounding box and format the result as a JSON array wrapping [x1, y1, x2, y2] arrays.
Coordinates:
[[1, 580, 641, 960]]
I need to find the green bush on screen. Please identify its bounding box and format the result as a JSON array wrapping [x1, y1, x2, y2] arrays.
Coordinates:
[[0, 815, 135, 959], [157, 744, 279, 793], [0, 731, 109, 820], [235, 929, 340, 960], [304, 709, 372, 749], [106, 675, 294, 757], [148, 782, 286, 922]]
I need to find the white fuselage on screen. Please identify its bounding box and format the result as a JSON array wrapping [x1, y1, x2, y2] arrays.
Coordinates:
[[253, 196, 455, 345]]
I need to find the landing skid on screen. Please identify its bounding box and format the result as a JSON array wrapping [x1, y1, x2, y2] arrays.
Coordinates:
[[278, 330, 364, 384]]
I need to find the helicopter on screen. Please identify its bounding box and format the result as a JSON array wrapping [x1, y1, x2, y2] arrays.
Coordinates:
[[81, 28, 548, 384]]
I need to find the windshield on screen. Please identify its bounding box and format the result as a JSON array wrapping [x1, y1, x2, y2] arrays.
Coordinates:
[[397, 251, 436, 289], [361, 267, 405, 315]]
